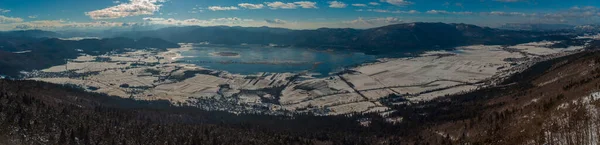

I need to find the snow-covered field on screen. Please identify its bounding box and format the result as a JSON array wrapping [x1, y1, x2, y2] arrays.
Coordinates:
[[27, 41, 586, 115]]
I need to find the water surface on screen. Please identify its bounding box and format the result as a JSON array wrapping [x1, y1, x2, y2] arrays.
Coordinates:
[[180, 45, 377, 77]]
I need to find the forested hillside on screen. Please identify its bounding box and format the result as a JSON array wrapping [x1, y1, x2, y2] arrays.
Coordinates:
[[383, 48, 600, 144], [0, 79, 404, 145]]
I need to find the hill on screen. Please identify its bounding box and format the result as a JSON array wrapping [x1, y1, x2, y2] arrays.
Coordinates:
[[0, 30, 60, 52], [0, 79, 400, 145], [383, 45, 600, 144], [0, 37, 180, 76], [498, 23, 576, 31], [0, 30, 60, 38]]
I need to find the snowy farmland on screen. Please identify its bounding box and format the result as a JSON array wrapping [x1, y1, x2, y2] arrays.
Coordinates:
[[27, 41, 587, 115]]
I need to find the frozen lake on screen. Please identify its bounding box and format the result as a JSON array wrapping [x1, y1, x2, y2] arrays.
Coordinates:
[[179, 44, 377, 76]]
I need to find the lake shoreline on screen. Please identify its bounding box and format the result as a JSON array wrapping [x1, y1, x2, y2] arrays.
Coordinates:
[[179, 44, 378, 76]]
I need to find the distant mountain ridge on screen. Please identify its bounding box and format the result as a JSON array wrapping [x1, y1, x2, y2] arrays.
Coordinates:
[[499, 23, 576, 31], [2, 22, 580, 55], [117, 22, 574, 55], [0, 22, 583, 76], [498, 23, 600, 33], [0, 37, 180, 76], [0, 30, 62, 52], [0, 30, 60, 38], [575, 24, 600, 32]]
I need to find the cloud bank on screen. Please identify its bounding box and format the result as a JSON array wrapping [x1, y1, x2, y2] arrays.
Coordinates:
[[265, 19, 287, 24], [265, 1, 318, 9], [238, 3, 265, 9], [86, 0, 166, 19], [0, 15, 23, 23], [208, 6, 239, 11], [328, 1, 347, 8]]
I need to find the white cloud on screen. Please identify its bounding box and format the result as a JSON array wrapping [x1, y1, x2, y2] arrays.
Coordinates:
[[380, 0, 413, 6], [543, 6, 600, 19], [361, 9, 420, 14], [352, 4, 368, 7], [328, 1, 347, 8], [410, 10, 473, 15], [0, 9, 10, 13], [426, 10, 448, 14], [369, 2, 380, 6], [188, 10, 203, 13], [188, 6, 205, 13], [208, 6, 239, 11], [14, 20, 65, 29], [265, 1, 318, 9], [188, 10, 204, 14], [265, 19, 287, 24], [0, 15, 23, 23], [454, 11, 473, 15], [238, 3, 265, 9], [143, 17, 254, 26], [266, 2, 298, 9], [28, 15, 38, 19], [294, 1, 318, 9], [487, 11, 527, 16], [85, 0, 166, 19]]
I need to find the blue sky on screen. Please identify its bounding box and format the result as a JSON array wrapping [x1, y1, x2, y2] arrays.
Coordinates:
[[0, 0, 599, 30]]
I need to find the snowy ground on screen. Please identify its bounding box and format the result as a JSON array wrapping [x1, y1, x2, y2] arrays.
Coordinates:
[[27, 41, 587, 115]]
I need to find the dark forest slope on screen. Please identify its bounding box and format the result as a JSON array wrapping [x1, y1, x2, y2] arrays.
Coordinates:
[[384, 48, 600, 144], [0, 79, 404, 145]]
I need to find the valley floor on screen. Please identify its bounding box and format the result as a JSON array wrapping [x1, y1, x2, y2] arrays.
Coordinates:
[[24, 41, 587, 115]]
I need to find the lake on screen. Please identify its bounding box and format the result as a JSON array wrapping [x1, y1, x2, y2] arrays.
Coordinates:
[[179, 45, 377, 77]]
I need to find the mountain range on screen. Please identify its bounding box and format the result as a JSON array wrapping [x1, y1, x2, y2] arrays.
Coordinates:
[[118, 22, 578, 55], [499, 23, 576, 31], [0, 22, 587, 77], [498, 23, 600, 32]]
